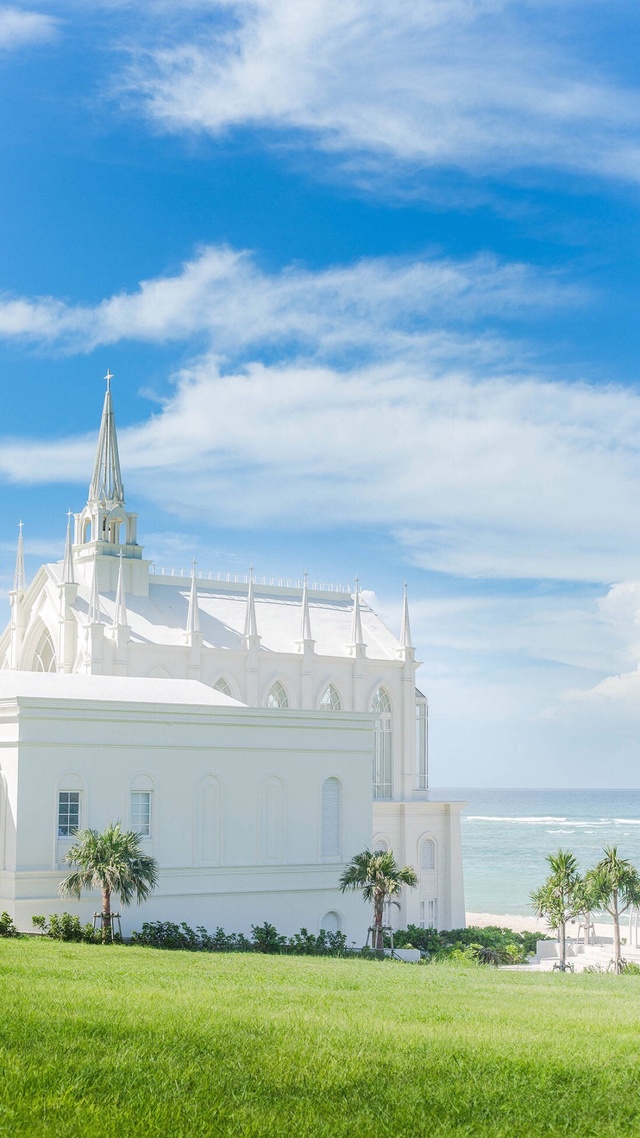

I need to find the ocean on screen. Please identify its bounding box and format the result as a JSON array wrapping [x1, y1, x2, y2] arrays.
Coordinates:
[[431, 788, 640, 918]]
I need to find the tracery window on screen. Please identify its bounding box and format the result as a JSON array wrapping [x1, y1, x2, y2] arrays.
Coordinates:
[[319, 684, 342, 711], [266, 681, 289, 709], [371, 686, 392, 799], [213, 677, 233, 697], [33, 630, 56, 673]]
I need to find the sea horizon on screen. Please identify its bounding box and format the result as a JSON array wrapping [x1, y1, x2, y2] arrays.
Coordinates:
[[428, 787, 640, 918]]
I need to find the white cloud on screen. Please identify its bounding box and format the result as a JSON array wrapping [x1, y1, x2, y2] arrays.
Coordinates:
[[124, 0, 640, 182], [0, 244, 577, 355], [0, 7, 57, 49]]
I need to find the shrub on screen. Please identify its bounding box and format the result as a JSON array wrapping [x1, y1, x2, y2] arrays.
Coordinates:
[[0, 911, 20, 937], [131, 920, 351, 956], [32, 912, 100, 943]]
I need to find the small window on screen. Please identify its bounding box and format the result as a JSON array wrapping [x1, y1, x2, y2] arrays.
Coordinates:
[[371, 686, 391, 714], [320, 911, 341, 934], [419, 900, 437, 929], [58, 791, 80, 837], [266, 681, 289, 709], [319, 684, 341, 711], [373, 836, 390, 853], [213, 677, 232, 697], [421, 838, 435, 871], [130, 791, 151, 837], [33, 630, 57, 673]]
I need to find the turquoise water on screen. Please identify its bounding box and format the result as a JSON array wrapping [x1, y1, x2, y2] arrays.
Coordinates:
[[432, 788, 640, 916]]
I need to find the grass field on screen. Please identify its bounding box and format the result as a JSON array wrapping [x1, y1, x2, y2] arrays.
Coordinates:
[[2, 940, 640, 1137]]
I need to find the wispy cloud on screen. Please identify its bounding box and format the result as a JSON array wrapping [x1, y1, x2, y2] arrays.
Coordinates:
[[123, 0, 640, 183], [0, 244, 578, 358], [0, 6, 57, 50]]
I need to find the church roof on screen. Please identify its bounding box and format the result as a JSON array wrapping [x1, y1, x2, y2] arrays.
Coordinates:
[[0, 672, 246, 707], [63, 575, 401, 659]]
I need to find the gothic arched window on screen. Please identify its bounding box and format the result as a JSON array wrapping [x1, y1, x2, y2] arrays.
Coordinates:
[[421, 838, 435, 871], [371, 686, 392, 799], [321, 777, 341, 858], [320, 911, 342, 933], [266, 681, 289, 709], [33, 630, 57, 673], [213, 677, 233, 698], [319, 684, 342, 711]]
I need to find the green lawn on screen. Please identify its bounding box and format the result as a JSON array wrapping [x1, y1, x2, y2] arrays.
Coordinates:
[[1, 940, 640, 1137]]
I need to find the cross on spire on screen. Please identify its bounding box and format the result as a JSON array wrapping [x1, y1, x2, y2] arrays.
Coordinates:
[[104, 369, 114, 391], [88, 370, 124, 506]]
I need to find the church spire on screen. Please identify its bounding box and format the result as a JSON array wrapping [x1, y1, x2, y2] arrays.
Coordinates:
[[88, 370, 124, 506], [350, 576, 365, 648], [299, 570, 313, 642], [13, 521, 25, 592], [112, 552, 128, 627], [62, 511, 75, 585], [88, 559, 101, 624], [400, 581, 413, 649], [243, 565, 259, 640], [186, 559, 200, 637]]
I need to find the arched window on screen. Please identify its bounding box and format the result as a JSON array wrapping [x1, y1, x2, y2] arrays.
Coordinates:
[[373, 836, 390, 853], [213, 677, 233, 698], [82, 518, 92, 544], [371, 686, 392, 799], [321, 777, 341, 857], [197, 776, 222, 864], [108, 519, 122, 544], [266, 681, 289, 709], [320, 911, 342, 934], [421, 838, 435, 871], [319, 684, 341, 711], [32, 630, 56, 673], [261, 776, 285, 861]]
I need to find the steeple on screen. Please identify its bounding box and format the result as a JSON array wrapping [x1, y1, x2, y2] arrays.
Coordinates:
[[12, 521, 25, 593], [62, 511, 75, 585], [299, 571, 313, 642], [243, 565, 259, 642], [112, 552, 128, 628], [186, 559, 200, 637], [89, 369, 124, 506], [349, 576, 365, 649], [400, 581, 413, 650]]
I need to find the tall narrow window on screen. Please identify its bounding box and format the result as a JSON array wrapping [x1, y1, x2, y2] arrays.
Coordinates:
[[421, 838, 435, 871], [266, 681, 289, 709], [262, 777, 284, 861], [58, 791, 80, 837], [319, 684, 341, 711], [371, 687, 392, 799], [213, 677, 232, 697], [416, 691, 428, 790], [321, 777, 341, 857], [130, 791, 151, 837], [198, 777, 222, 864]]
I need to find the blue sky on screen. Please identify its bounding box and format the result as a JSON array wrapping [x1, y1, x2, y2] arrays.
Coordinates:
[[1, 1, 640, 787]]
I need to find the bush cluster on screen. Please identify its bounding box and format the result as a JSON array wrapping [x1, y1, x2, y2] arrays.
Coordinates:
[[392, 924, 544, 963], [0, 911, 20, 937], [131, 920, 350, 956], [32, 913, 103, 943]]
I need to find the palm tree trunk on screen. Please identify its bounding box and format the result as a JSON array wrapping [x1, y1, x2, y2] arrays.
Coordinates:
[[102, 886, 111, 944], [612, 890, 622, 973], [374, 891, 384, 953], [559, 920, 566, 970]]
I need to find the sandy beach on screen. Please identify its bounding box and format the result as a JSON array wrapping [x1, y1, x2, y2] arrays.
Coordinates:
[[466, 911, 616, 940]]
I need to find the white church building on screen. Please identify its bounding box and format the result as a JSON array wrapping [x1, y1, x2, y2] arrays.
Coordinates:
[[0, 379, 465, 939]]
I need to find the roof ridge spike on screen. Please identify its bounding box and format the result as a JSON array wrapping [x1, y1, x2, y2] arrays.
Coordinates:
[[186, 558, 200, 636], [243, 565, 259, 640], [88, 370, 124, 506], [112, 551, 128, 628], [350, 576, 365, 647], [299, 569, 313, 643], [88, 559, 102, 624], [62, 510, 75, 585], [13, 520, 25, 593], [400, 580, 413, 650]]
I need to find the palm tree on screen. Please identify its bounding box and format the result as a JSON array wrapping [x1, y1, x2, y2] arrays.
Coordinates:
[[60, 822, 159, 942], [586, 846, 640, 973], [530, 849, 580, 971], [339, 848, 417, 952]]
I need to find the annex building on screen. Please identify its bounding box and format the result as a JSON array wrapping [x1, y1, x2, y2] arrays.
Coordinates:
[[0, 379, 465, 938]]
